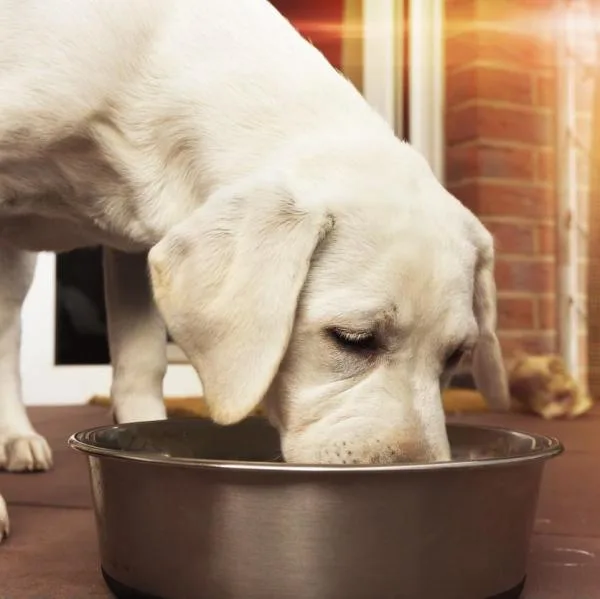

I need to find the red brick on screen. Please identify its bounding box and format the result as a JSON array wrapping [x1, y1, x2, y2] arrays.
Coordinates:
[[535, 150, 554, 183], [537, 296, 556, 329], [447, 182, 477, 206], [536, 223, 556, 255], [446, 143, 535, 181], [478, 67, 534, 105], [446, 68, 477, 107], [478, 144, 535, 179], [447, 67, 534, 107], [477, 105, 551, 145], [445, 0, 476, 21], [449, 182, 554, 219], [497, 296, 536, 330], [535, 74, 555, 108], [495, 258, 555, 293], [476, 0, 556, 24], [446, 104, 479, 144], [445, 144, 478, 181], [499, 332, 557, 356], [484, 220, 536, 255], [447, 104, 551, 145], [445, 30, 478, 72], [477, 29, 554, 69]]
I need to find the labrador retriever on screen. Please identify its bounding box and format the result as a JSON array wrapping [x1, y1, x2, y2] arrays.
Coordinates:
[[0, 0, 509, 540]]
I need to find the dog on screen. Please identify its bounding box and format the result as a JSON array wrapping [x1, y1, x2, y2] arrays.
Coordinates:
[[0, 0, 509, 541]]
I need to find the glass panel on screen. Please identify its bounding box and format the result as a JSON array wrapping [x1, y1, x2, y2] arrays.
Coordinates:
[[55, 247, 109, 365]]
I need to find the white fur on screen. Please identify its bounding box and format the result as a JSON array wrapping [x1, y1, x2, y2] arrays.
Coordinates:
[[0, 0, 509, 537]]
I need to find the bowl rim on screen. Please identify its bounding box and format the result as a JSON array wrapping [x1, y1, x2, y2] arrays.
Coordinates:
[[68, 420, 564, 473]]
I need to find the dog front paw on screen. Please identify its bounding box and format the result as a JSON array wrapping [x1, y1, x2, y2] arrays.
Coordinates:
[[0, 432, 53, 472]]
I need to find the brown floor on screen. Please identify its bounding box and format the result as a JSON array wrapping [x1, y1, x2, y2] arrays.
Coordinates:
[[0, 404, 599, 598]]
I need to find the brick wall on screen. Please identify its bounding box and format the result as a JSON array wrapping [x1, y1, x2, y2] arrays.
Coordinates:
[[270, 0, 345, 69], [445, 0, 560, 360]]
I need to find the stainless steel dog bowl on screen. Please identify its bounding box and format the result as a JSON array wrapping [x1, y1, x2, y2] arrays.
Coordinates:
[[69, 418, 562, 599]]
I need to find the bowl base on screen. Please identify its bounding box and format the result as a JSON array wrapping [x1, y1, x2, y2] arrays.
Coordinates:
[[102, 567, 526, 599]]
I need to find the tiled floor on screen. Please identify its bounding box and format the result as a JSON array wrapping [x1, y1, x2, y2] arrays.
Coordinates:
[[0, 404, 598, 598], [447, 408, 600, 599]]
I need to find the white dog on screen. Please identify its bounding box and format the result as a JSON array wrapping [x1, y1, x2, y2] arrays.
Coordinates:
[[0, 0, 509, 541]]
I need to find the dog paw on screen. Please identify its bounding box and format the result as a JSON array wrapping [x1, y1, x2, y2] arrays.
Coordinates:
[[0, 495, 9, 543], [0, 433, 53, 472]]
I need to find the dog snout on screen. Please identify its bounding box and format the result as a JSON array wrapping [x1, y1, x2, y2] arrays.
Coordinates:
[[283, 427, 451, 465], [366, 439, 451, 465], [323, 440, 450, 465]]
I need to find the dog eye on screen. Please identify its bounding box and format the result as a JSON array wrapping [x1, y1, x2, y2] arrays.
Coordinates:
[[328, 328, 379, 352], [445, 346, 466, 370]]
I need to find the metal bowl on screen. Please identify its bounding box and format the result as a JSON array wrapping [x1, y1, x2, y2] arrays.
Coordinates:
[[69, 417, 562, 599]]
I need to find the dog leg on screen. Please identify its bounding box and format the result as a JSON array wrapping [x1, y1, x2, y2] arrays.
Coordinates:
[[0, 246, 52, 472], [104, 247, 167, 423], [0, 493, 8, 542]]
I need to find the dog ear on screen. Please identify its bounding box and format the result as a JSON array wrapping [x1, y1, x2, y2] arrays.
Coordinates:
[[148, 182, 333, 425], [471, 243, 510, 410]]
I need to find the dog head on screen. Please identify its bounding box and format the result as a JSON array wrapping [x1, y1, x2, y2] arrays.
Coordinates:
[[148, 139, 508, 464]]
